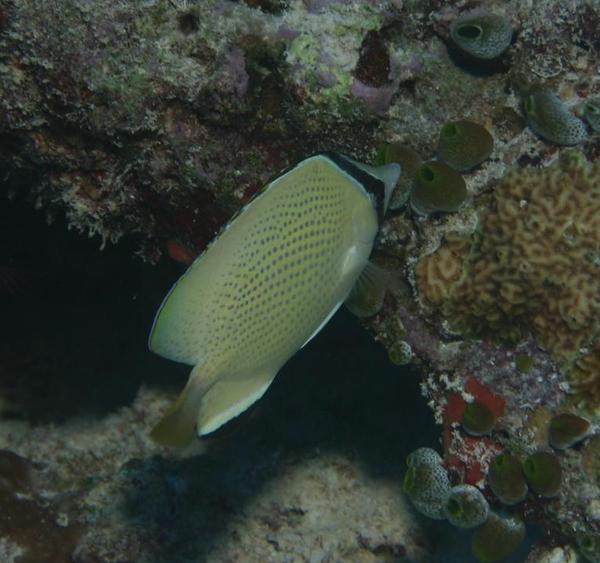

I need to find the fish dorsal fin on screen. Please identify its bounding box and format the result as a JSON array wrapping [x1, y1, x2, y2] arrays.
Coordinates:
[[196, 369, 277, 436], [344, 261, 390, 318]]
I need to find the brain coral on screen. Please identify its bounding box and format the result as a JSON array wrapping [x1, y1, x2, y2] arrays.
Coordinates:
[[415, 151, 600, 406]]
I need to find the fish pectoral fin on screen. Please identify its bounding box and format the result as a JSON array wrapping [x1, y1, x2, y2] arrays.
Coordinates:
[[345, 261, 391, 318], [196, 369, 277, 436], [151, 362, 211, 448]]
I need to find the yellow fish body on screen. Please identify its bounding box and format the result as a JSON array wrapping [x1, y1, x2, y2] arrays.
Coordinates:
[[149, 152, 400, 446]]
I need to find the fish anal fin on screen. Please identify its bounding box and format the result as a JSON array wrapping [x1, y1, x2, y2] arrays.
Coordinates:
[[197, 369, 277, 436]]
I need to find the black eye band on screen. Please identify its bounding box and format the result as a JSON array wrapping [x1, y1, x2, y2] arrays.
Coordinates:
[[322, 151, 385, 223]]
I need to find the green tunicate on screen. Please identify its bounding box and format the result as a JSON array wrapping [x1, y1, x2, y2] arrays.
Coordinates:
[[443, 484, 489, 529], [522, 451, 562, 497], [388, 341, 412, 366], [462, 400, 496, 436], [404, 448, 450, 520], [549, 413, 591, 450], [583, 97, 600, 133], [376, 143, 422, 210], [523, 92, 587, 145], [515, 354, 534, 372], [578, 533, 600, 563], [410, 161, 467, 216], [486, 453, 528, 505], [450, 12, 512, 60], [344, 286, 383, 317], [472, 512, 526, 562], [437, 120, 494, 171]]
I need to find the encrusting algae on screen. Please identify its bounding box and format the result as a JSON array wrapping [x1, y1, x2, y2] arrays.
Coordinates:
[[416, 151, 600, 408]]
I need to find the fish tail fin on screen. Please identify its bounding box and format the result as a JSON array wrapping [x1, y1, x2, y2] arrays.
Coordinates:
[[150, 363, 211, 447]]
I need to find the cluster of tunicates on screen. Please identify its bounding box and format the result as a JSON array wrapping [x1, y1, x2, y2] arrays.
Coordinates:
[[487, 450, 563, 503], [403, 417, 594, 561], [445, 10, 597, 146], [376, 118, 493, 216], [486, 413, 586, 504], [482, 412, 595, 559], [403, 447, 524, 562], [404, 448, 489, 527]]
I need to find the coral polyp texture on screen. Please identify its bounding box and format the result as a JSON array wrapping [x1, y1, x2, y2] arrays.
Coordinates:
[[415, 151, 600, 406]]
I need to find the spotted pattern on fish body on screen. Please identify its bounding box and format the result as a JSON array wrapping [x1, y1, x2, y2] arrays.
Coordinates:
[[149, 153, 401, 446]]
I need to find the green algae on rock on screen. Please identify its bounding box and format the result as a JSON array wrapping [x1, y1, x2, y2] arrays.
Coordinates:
[[437, 120, 494, 171], [487, 453, 528, 505], [462, 400, 496, 436], [410, 161, 467, 216], [522, 451, 562, 498], [443, 484, 489, 529], [549, 413, 591, 450], [449, 12, 513, 61], [472, 512, 526, 563], [523, 92, 587, 145]]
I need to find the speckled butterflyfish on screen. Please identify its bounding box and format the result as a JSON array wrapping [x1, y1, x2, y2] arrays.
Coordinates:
[[148, 152, 401, 446]]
